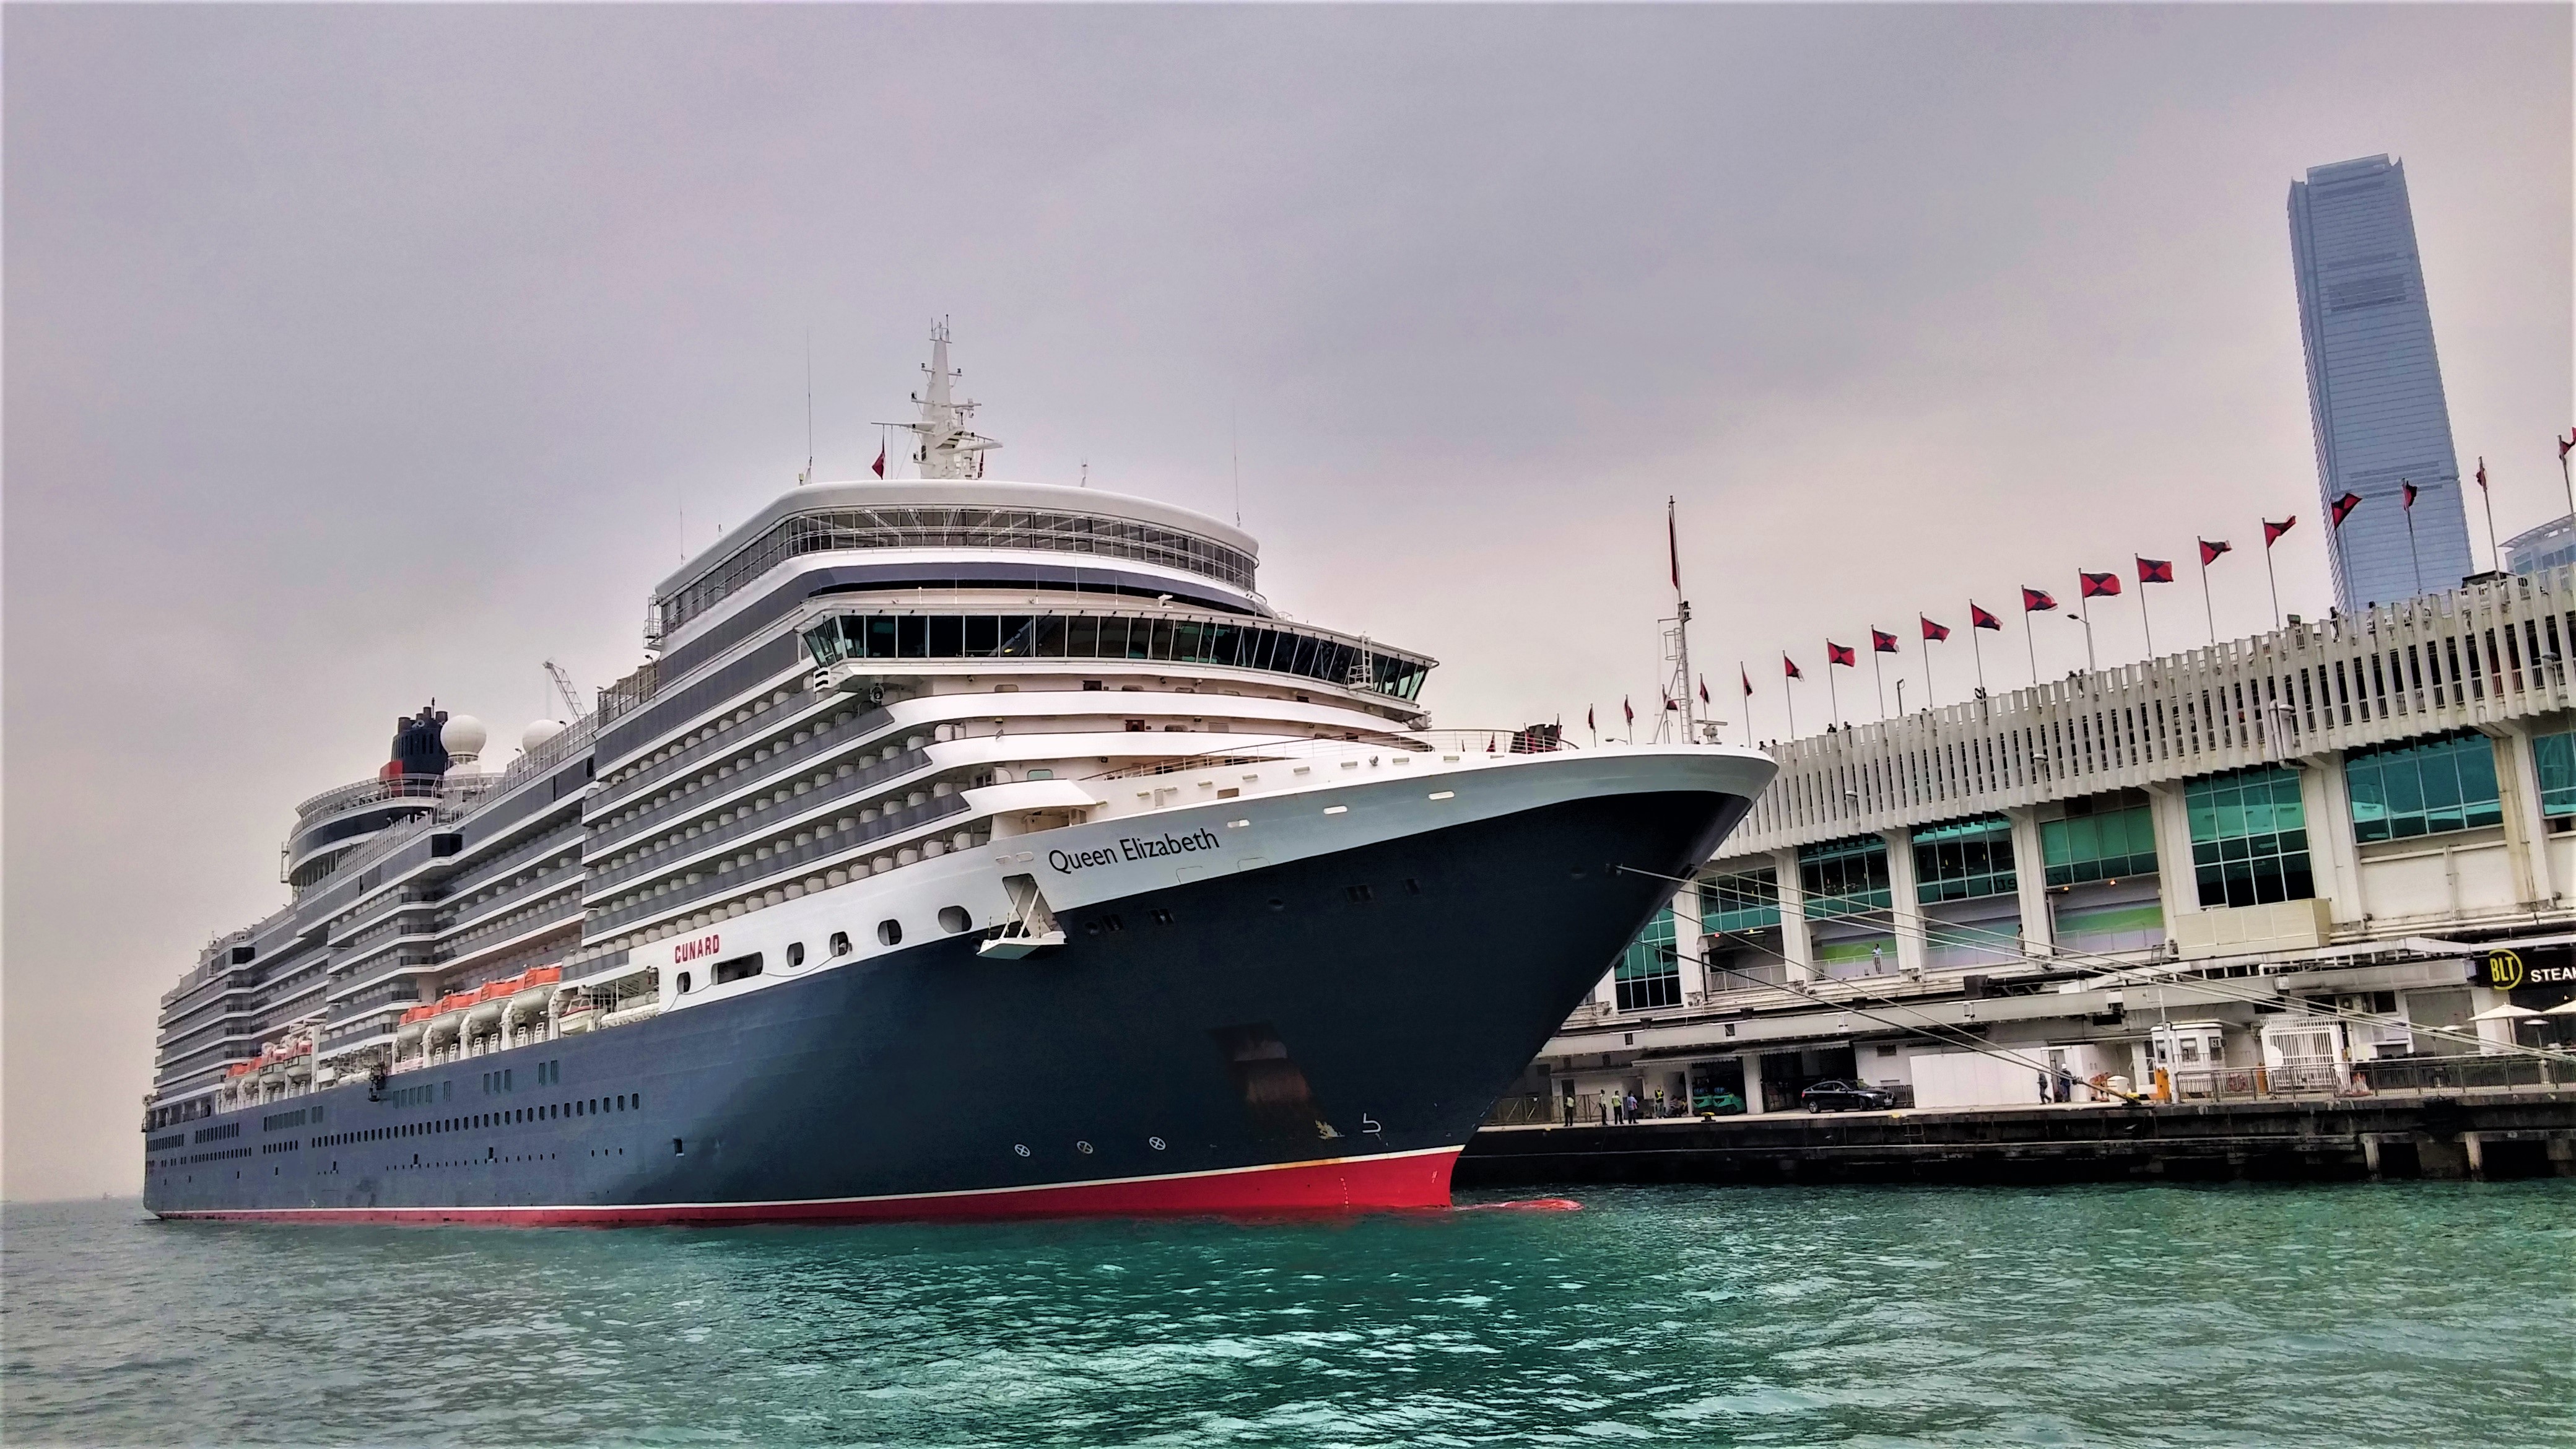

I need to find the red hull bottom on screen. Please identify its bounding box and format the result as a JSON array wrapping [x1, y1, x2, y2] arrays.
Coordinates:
[[153, 1146, 1462, 1227]]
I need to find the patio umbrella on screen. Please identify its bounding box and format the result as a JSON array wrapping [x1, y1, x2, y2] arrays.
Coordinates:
[[2544, 1000, 2576, 1016], [2469, 1003, 2541, 1021]]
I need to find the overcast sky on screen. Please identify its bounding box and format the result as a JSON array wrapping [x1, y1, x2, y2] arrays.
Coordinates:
[[6, 5, 2567, 1199]]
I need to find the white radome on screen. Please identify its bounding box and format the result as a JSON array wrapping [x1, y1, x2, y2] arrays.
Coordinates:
[[521, 718, 568, 754], [440, 713, 489, 761]]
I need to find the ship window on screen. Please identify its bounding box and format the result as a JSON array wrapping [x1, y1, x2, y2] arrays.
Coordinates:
[[676, 971, 692, 994], [877, 920, 903, 947], [785, 942, 806, 968], [674, 1138, 685, 1155], [713, 953, 763, 985], [938, 906, 970, 934], [898, 616, 929, 658], [829, 931, 851, 955]]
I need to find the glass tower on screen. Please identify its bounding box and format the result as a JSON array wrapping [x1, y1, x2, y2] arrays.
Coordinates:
[[2289, 155, 2471, 612]]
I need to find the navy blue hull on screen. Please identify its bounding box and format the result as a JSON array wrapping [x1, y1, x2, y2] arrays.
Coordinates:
[[147, 788, 1750, 1221]]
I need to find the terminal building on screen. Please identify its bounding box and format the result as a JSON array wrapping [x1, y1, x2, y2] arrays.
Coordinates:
[[1531, 565, 2576, 1122]]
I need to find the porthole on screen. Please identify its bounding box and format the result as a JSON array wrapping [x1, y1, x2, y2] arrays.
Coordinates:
[[877, 919, 903, 947], [1266, 897, 1285, 912], [786, 942, 806, 968], [1013, 1144, 1031, 1158], [1076, 1141, 1094, 1155], [938, 905, 971, 934], [830, 931, 851, 955], [676, 971, 692, 994]]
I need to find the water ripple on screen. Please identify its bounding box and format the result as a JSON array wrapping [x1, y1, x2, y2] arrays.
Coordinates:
[[4, 1182, 2571, 1447]]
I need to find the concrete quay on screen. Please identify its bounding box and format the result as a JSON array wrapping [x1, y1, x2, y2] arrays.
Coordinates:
[[1456, 1089, 2576, 1188]]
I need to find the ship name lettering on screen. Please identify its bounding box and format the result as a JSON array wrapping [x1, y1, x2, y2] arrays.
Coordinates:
[[674, 933, 721, 962], [1047, 828, 1222, 874]]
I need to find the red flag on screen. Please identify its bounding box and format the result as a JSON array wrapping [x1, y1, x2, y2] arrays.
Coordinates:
[[1586, 706, 1595, 732], [2022, 587, 2058, 612], [1698, 674, 1711, 706], [1740, 667, 1752, 698], [2402, 481, 2419, 510], [1623, 696, 1634, 725], [1784, 655, 1804, 680], [2331, 492, 2364, 528], [1921, 616, 1951, 642], [2136, 557, 2174, 585], [871, 440, 887, 478], [1871, 629, 1899, 653], [2265, 516, 2296, 546], [2561, 430, 2574, 462], [1826, 642, 1856, 667], [1970, 603, 2002, 630], [2199, 539, 2231, 565], [2476, 458, 2487, 492], [2080, 571, 2121, 598]]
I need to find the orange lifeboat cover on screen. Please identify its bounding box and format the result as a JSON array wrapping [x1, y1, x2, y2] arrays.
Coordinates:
[[523, 965, 562, 986]]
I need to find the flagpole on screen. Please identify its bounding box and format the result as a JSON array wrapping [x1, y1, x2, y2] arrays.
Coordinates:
[[2265, 529, 2284, 630], [1922, 629, 1937, 711], [2076, 576, 2098, 675], [2024, 616, 2039, 687], [2198, 547, 2218, 645], [2559, 431, 2574, 526], [1969, 606, 1988, 695], [1784, 677, 1797, 741], [2138, 580, 2154, 660], [2402, 481, 2424, 596], [1870, 648, 1886, 719], [2477, 460, 2500, 572], [1826, 656, 1842, 726], [1739, 664, 1752, 747]]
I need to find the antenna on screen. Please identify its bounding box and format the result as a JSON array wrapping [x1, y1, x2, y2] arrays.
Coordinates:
[[1231, 402, 1241, 527], [798, 332, 814, 485]]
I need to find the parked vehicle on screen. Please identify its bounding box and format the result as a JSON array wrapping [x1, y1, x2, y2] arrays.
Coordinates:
[[1799, 1079, 1897, 1113], [1691, 1090, 1746, 1118]]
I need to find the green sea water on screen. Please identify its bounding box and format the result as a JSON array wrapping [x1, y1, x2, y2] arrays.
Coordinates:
[[4, 1182, 2570, 1447]]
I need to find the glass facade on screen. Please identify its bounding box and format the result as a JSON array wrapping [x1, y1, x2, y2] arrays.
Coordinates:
[[2042, 804, 2159, 887], [801, 611, 1432, 701], [1913, 817, 2015, 903], [2288, 155, 2471, 611], [1799, 837, 1890, 920], [1614, 908, 1681, 1011], [2344, 730, 2501, 843], [1699, 868, 1780, 933], [2187, 766, 2314, 908], [2533, 730, 2576, 820]]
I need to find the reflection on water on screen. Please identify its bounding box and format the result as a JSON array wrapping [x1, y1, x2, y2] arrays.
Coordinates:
[[5, 1182, 2571, 1447]]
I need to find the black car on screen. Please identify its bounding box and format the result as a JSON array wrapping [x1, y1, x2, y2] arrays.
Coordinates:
[[1799, 1079, 1897, 1113]]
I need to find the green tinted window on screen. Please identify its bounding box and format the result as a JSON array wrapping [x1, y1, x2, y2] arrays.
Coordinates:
[[2042, 804, 2159, 887], [2535, 731, 2576, 819], [2345, 731, 2501, 843], [1913, 816, 2015, 903], [1799, 837, 1890, 920], [1614, 908, 1681, 1011], [1699, 868, 1780, 933], [2185, 766, 2313, 908]]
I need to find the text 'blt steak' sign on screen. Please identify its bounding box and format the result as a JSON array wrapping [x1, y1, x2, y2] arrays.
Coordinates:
[[1050, 828, 1223, 875]]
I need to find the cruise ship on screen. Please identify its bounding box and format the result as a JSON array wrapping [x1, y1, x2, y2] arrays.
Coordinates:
[[142, 330, 1775, 1224]]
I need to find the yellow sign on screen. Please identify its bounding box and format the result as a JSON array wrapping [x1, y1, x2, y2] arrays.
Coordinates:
[[2483, 949, 2526, 991]]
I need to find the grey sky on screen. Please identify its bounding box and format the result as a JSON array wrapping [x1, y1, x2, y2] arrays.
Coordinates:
[[6, 5, 2567, 1199]]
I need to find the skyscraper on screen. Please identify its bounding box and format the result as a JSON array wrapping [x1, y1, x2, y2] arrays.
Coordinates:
[[2289, 155, 2471, 612]]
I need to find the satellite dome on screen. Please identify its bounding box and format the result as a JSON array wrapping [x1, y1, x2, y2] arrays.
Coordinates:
[[521, 718, 568, 754], [440, 714, 489, 761]]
